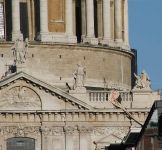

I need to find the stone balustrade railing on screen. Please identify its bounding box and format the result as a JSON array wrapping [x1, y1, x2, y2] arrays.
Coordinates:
[[89, 91, 132, 102]]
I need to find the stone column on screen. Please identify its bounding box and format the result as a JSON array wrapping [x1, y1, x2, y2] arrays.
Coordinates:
[[124, 0, 130, 49], [81, 0, 86, 40], [86, 0, 94, 38], [12, 0, 22, 41], [31, 0, 36, 41], [66, 0, 77, 43], [66, 0, 73, 36], [84, 0, 98, 44], [114, 0, 123, 45], [97, 0, 103, 38], [40, 0, 49, 41], [27, 0, 32, 40], [102, 0, 112, 45]]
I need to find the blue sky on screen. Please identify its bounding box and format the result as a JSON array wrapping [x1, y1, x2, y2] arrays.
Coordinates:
[[129, 0, 162, 90]]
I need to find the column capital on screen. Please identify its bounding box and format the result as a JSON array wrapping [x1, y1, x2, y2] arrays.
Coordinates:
[[78, 126, 93, 134], [64, 126, 78, 135]]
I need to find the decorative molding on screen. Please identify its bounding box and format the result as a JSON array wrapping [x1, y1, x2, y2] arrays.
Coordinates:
[[64, 126, 78, 135], [40, 126, 64, 136], [0, 86, 41, 110], [51, 127, 64, 136], [0, 126, 40, 137], [78, 126, 93, 134], [92, 127, 129, 137]]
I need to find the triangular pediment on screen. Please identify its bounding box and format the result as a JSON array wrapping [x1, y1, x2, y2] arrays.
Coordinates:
[[96, 134, 123, 147], [94, 134, 123, 149], [0, 72, 93, 111]]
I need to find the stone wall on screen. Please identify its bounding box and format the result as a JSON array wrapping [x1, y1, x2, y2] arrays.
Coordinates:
[[0, 43, 134, 90], [0, 110, 147, 150]]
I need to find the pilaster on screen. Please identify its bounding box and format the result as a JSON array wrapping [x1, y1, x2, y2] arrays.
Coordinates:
[[64, 126, 79, 150], [78, 126, 93, 150]]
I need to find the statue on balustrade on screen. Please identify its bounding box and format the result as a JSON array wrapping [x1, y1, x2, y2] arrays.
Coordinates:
[[134, 70, 151, 90], [73, 64, 86, 90]]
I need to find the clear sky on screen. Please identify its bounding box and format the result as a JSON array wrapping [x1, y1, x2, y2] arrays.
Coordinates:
[[129, 0, 162, 90]]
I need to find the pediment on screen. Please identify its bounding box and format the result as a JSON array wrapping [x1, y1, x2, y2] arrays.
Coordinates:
[[96, 134, 123, 144], [0, 72, 93, 111]]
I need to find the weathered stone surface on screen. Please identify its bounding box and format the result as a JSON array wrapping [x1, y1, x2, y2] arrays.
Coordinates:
[[0, 44, 133, 91], [0, 1, 160, 150]]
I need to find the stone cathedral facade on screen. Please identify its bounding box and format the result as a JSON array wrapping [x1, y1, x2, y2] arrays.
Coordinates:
[[0, 0, 160, 150]]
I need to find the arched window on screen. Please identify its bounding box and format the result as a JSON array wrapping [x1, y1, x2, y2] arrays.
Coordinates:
[[7, 137, 35, 150]]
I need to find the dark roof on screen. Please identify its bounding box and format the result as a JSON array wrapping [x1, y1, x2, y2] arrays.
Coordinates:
[[124, 132, 140, 147], [105, 143, 126, 150]]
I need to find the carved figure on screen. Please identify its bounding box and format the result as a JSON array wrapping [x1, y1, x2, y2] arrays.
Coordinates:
[[134, 70, 151, 90], [11, 37, 28, 64], [73, 64, 86, 89], [0, 86, 41, 110]]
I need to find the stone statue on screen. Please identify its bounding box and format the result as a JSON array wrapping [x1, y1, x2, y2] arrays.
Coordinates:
[[134, 70, 151, 90], [11, 37, 28, 64], [73, 64, 86, 90]]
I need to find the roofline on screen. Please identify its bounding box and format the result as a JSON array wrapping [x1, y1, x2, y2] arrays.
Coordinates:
[[0, 71, 94, 110]]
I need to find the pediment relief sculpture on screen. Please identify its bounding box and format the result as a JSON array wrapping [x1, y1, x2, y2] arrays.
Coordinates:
[[0, 86, 41, 110], [0, 72, 92, 110]]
